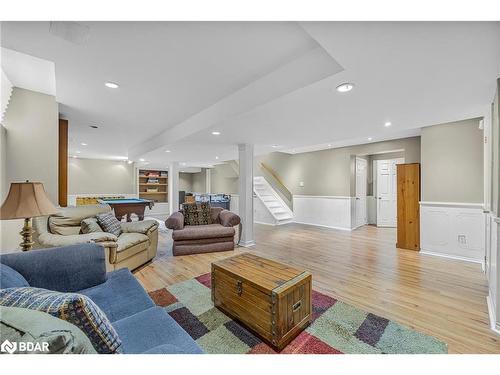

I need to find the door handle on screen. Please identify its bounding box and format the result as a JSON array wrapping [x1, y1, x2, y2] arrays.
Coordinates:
[[378, 197, 382, 199], [356, 197, 360, 200]]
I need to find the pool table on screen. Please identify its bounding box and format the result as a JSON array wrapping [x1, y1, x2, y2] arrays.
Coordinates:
[[98, 198, 154, 222]]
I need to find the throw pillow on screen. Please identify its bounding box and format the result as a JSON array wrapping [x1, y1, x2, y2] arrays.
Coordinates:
[[96, 212, 122, 236], [0, 287, 122, 354], [0, 306, 97, 354], [80, 217, 104, 234], [183, 203, 199, 226], [0, 263, 29, 289], [183, 203, 212, 226], [199, 202, 212, 225]]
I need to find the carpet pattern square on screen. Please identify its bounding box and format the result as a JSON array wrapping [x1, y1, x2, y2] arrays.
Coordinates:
[[149, 273, 447, 354]]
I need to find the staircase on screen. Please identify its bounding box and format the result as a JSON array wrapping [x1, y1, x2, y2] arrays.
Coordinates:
[[253, 176, 293, 225]]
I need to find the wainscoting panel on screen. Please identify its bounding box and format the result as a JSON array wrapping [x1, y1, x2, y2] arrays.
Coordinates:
[[292, 195, 352, 230], [486, 214, 499, 333], [420, 202, 485, 263]]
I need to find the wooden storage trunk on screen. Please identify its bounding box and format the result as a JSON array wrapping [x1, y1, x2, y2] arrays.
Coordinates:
[[211, 253, 312, 350]]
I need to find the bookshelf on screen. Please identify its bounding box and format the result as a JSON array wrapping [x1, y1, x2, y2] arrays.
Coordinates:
[[138, 169, 168, 203]]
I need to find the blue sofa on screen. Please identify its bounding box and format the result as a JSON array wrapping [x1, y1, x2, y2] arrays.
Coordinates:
[[0, 244, 203, 354]]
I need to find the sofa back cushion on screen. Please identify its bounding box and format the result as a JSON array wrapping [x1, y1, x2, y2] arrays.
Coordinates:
[[0, 263, 29, 289], [49, 204, 111, 235], [97, 212, 122, 236], [0, 306, 97, 354], [80, 217, 104, 234], [0, 287, 122, 353], [184, 202, 212, 226]]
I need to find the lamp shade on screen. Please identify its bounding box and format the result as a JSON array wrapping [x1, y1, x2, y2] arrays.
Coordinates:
[[0, 182, 59, 220]]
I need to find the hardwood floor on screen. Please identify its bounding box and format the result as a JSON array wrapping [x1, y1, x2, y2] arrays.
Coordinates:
[[134, 223, 500, 354]]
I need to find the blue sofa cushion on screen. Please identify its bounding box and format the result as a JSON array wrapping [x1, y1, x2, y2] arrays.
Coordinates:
[[80, 268, 155, 322], [0, 263, 29, 289], [0, 287, 122, 354], [0, 244, 107, 292], [112, 306, 203, 354], [143, 344, 192, 354]]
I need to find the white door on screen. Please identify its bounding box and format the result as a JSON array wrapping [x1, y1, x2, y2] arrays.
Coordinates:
[[355, 157, 367, 228], [376, 158, 404, 227]]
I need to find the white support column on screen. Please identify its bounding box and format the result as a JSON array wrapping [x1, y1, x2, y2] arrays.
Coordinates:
[[168, 162, 179, 214], [238, 143, 255, 247], [205, 168, 211, 194]]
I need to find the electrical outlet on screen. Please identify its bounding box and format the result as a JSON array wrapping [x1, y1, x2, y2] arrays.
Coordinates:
[[457, 235, 467, 245]]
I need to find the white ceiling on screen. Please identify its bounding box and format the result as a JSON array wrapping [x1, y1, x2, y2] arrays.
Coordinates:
[[1, 21, 499, 168]]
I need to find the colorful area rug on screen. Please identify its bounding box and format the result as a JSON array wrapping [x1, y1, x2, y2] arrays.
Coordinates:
[[148, 273, 447, 354]]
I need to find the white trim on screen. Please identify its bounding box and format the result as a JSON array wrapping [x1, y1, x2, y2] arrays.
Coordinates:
[[486, 295, 500, 335], [292, 195, 352, 230], [293, 221, 352, 231], [420, 202, 485, 264], [420, 201, 484, 209], [254, 220, 276, 226], [420, 250, 483, 265], [238, 240, 256, 248], [293, 195, 351, 199]]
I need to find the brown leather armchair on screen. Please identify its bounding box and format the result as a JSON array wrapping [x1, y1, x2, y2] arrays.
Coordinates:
[[165, 207, 240, 256]]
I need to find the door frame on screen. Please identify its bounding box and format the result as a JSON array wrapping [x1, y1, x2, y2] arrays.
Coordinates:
[[354, 157, 368, 229]]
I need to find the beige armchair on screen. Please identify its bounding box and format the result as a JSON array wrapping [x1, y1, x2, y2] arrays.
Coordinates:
[[32, 204, 158, 271]]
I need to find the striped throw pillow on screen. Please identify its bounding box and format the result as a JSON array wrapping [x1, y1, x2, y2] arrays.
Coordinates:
[[0, 287, 122, 354], [96, 212, 122, 236]]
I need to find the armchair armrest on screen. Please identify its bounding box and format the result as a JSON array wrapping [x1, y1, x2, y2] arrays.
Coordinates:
[[0, 244, 107, 292], [121, 220, 159, 234], [219, 210, 241, 227], [37, 232, 118, 248], [166, 212, 184, 230]]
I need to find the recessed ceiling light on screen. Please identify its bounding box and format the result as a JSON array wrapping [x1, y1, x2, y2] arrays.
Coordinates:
[[89, 125, 98, 129], [165, 150, 171, 153], [80, 142, 87, 146], [211, 131, 221, 136], [271, 145, 279, 148], [105, 82, 119, 89], [127, 160, 133, 164], [368, 137, 373, 141], [336, 83, 354, 93], [139, 158, 145, 162], [327, 144, 332, 147], [384, 122, 392, 127], [181, 170, 185, 173], [215, 156, 219, 160]]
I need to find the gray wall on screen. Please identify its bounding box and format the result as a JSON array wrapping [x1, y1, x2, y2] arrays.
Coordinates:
[[69, 158, 136, 194], [256, 136, 420, 197], [1, 88, 58, 251], [179, 172, 193, 192], [191, 169, 206, 193], [421, 118, 484, 203], [2, 88, 58, 202], [211, 163, 239, 194]]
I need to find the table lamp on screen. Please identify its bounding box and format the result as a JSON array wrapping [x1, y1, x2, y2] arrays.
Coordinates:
[[0, 181, 59, 251]]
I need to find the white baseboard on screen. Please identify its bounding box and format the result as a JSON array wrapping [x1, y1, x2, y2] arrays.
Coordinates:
[[239, 240, 256, 247], [420, 249, 483, 265], [486, 295, 500, 335], [254, 221, 276, 226], [292, 220, 352, 231]]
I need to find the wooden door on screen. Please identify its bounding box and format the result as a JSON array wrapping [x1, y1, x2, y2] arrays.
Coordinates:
[[396, 163, 420, 251]]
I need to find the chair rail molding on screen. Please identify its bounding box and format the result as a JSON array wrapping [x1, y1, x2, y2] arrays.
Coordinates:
[[420, 201, 485, 264]]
